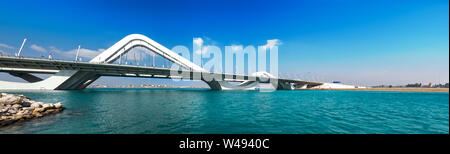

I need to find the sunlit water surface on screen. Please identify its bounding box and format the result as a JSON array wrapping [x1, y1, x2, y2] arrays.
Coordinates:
[[0, 88, 448, 134]]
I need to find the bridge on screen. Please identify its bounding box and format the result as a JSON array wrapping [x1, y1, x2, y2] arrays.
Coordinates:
[[0, 34, 324, 90]]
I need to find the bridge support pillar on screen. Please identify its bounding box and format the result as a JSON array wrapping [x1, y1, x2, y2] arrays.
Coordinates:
[[204, 80, 284, 90], [204, 80, 261, 90], [276, 81, 295, 90]]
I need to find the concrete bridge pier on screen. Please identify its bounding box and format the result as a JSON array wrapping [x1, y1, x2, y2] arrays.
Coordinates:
[[276, 81, 295, 90], [204, 80, 260, 90]]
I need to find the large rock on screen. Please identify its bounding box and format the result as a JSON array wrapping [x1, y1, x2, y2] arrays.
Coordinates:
[[20, 101, 31, 107], [33, 108, 45, 113], [0, 93, 64, 127], [8, 109, 17, 114], [54, 103, 62, 109], [0, 94, 24, 105], [30, 102, 41, 109], [12, 104, 22, 109], [42, 104, 51, 109], [32, 112, 43, 118]]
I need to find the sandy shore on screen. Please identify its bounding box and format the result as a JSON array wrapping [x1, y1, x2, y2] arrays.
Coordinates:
[[298, 88, 449, 92]]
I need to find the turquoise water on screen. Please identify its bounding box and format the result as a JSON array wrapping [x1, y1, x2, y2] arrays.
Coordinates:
[[0, 88, 448, 134]]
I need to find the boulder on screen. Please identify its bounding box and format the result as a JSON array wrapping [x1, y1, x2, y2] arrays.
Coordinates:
[[0, 93, 64, 127], [8, 109, 17, 114], [23, 114, 33, 119], [33, 108, 45, 113], [0, 94, 24, 105], [21, 101, 31, 107], [12, 104, 22, 109], [42, 104, 55, 110], [30, 102, 41, 109], [54, 103, 62, 109], [32, 112, 43, 118], [22, 107, 34, 111], [0, 116, 7, 120]]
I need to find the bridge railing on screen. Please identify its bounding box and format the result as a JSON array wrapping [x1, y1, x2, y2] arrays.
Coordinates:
[[0, 54, 78, 62], [0, 53, 176, 70]]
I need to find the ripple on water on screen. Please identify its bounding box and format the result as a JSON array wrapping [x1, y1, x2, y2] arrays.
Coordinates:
[[0, 89, 448, 134]]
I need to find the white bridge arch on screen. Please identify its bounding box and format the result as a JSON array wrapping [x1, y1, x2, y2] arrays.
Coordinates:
[[0, 34, 285, 90], [91, 34, 205, 71]]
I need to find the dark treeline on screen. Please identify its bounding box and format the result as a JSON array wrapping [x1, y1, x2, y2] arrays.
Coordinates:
[[373, 83, 449, 88]]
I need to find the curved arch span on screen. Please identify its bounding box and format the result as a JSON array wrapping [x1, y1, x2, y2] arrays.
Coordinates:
[[90, 34, 205, 72]]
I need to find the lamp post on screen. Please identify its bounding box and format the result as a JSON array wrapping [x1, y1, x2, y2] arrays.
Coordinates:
[[75, 45, 81, 62], [17, 38, 27, 57]]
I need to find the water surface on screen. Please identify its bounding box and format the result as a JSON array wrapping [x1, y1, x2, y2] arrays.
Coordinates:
[[0, 88, 448, 134]]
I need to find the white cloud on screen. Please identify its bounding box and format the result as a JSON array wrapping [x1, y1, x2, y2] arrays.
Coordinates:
[[193, 38, 204, 54], [0, 43, 14, 56], [42, 45, 153, 61], [193, 38, 203, 46], [195, 46, 210, 54], [30, 44, 47, 53], [0, 43, 15, 49], [0, 49, 8, 56], [262, 39, 281, 50], [70, 48, 104, 59], [49, 46, 62, 54], [231, 44, 242, 51], [191, 37, 281, 55], [33, 45, 102, 60], [193, 37, 220, 54], [51, 46, 104, 59]]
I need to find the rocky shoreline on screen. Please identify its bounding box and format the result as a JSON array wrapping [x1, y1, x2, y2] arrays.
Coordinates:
[[0, 93, 64, 127]]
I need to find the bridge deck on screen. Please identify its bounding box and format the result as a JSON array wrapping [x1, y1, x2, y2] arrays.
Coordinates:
[[0, 56, 322, 86]]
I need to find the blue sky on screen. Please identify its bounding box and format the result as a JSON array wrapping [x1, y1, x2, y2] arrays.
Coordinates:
[[0, 0, 448, 86]]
